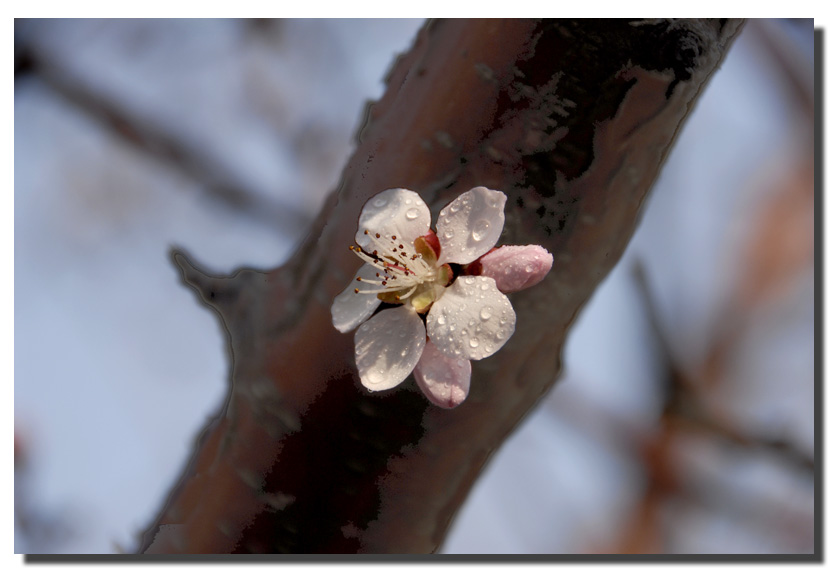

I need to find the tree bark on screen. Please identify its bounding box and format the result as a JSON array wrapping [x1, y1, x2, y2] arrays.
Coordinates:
[[138, 18, 744, 554]]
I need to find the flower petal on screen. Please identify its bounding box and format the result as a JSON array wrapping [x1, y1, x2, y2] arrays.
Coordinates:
[[355, 305, 426, 391], [426, 276, 516, 361], [355, 189, 431, 254], [331, 264, 383, 333], [413, 340, 471, 408], [478, 245, 553, 293], [435, 187, 506, 265]]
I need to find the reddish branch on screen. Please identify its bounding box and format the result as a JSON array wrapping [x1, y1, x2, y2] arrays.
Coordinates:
[[138, 19, 744, 554]]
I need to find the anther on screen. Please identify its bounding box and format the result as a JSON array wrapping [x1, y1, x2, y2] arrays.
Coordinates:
[[356, 276, 362, 281], [364, 229, 368, 235], [391, 235, 397, 240], [398, 244, 404, 249], [382, 281, 387, 286], [354, 288, 359, 294], [375, 233, 380, 238]]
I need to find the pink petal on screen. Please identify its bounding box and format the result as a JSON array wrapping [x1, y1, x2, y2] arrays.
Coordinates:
[[426, 276, 516, 361], [413, 340, 471, 408], [355, 189, 431, 255], [354, 305, 426, 391], [478, 245, 553, 293], [435, 187, 506, 265]]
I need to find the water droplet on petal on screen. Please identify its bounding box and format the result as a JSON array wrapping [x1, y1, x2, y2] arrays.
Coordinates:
[[373, 197, 388, 208], [471, 219, 490, 242], [464, 278, 475, 285], [525, 264, 534, 273], [496, 330, 505, 340], [480, 306, 493, 320], [437, 315, 447, 325], [406, 208, 420, 220], [469, 337, 479, 348], [405, 198, 412, 205], [444, 230, 454, 239], [367, 370, 383, 384]]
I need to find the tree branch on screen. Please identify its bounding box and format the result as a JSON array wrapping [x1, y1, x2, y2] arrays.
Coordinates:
[[138, 18, 744, 554]]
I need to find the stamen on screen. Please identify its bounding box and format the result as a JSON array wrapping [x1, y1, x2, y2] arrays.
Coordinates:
[[399, 286, 418, 300]]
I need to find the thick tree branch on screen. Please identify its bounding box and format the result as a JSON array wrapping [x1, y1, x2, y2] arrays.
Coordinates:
[[138, 18, 744, 554]]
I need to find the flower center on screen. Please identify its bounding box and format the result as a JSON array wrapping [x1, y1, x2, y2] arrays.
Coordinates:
[[350, 229, 438, 304], [349, 228, 455, 314]]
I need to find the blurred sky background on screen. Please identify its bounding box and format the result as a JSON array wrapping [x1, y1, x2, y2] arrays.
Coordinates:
[[13, 19, 815, 554]]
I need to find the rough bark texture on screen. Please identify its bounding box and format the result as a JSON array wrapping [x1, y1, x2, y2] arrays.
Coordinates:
[[138, 18, 744, 554]]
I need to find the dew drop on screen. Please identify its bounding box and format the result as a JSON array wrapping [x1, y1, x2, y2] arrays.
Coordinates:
[[464, 278, 475, 285], [496, 330, 505, 340], [450, 324, 457, 332], [485, 344, 493, 353], [444, 229, 455, 239], [405, 198, 412, 205], [406, 208, 420, 220], [469, 337, 479, 348], [471, 219, 490, 242], [456, 359, 465, 368], [449, 203, 461, 214], [480, 306, 493, 320], [468, 319, 475, 326], [437, 315, 447, 325], [525, 264, 534, 273], [372, 197, 388, 208], [367, 370, 383, 384]]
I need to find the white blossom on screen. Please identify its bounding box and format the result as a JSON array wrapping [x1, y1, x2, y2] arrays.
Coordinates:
[[332, 187, 552, 408]]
